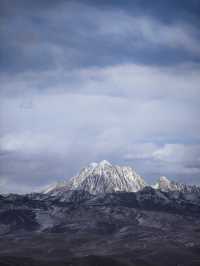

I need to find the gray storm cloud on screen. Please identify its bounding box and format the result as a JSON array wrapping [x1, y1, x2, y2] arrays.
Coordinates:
[[0, 0, 200, 193]]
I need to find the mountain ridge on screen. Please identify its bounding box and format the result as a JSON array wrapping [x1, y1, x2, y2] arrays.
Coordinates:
[[44, 160, 200, 196], [44, 160, 147, 195], [1, 166, 200, 266], [153, 176, 200, 193]]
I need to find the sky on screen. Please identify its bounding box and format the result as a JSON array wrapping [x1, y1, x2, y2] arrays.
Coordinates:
[[0, 0, 200, 193]]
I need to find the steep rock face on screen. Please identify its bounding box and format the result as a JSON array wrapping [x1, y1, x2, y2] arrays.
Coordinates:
[[45, 160, 147, 195], [153, 176, 200, 193]]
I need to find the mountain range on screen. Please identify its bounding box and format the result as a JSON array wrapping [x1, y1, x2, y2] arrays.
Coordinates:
[[44, 160, 200, 195], [0, 160, 200, 266]]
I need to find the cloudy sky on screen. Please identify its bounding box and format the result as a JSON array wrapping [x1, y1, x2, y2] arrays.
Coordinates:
[[0, 0, 200, 193]]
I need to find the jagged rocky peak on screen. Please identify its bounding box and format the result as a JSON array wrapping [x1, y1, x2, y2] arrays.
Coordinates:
[[154, 176, 200, 193], [153, 176, 172, 190], [44, 160, 147, 195]]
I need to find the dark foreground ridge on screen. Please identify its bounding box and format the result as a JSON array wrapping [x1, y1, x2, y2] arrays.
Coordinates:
[[0, 187, 200, 266]]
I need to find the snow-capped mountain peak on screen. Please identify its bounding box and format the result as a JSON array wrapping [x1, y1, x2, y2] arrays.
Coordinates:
[[89, 162, 98, 168], [43, 160, 200, 196], [45, 160, 147, 195], [99, 160, 112, 167], [159, 176, 170, 182], [153, 176, 171, 190], [153, 176, 200, 193]]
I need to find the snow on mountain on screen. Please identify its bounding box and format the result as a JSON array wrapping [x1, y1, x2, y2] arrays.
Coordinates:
[[43, 161, 200, 197], [152, 176, 172, 191], [153, 176, 200, 193], [43, 180, 68, 194], [44, 160, 147, 195]]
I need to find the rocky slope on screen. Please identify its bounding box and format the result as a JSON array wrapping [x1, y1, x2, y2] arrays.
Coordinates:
[[0, 187, 200, 236], [0, 188, 200, 266]]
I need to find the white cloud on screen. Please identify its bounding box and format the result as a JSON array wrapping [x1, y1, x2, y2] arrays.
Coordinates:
[[152, 144, 200, 164], [1, 1, 200, 192], [124, 143, 159, 160], [1, 62, 200, 101], [123, 143, 200, 184], [0, 63, 200, 160], [153, 144, 184, 162], [0, 133, 64, 154]]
